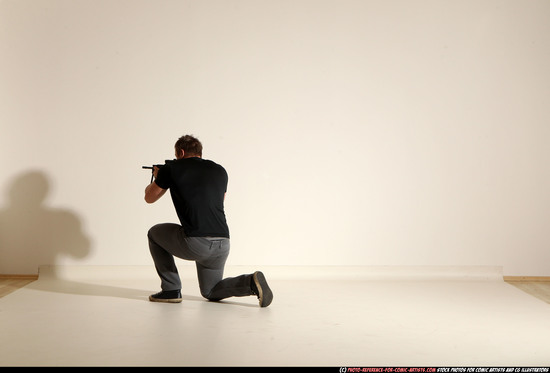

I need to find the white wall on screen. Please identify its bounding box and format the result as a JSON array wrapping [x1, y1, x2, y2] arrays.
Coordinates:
[[1, 0, 549, 275]]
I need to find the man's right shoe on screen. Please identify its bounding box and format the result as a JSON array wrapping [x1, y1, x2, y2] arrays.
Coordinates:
[[252, 271, 273, 308], [149, 290, 182, 303]]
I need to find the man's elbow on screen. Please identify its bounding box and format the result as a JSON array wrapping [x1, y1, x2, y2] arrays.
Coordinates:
[[144, 184, 166, 204]]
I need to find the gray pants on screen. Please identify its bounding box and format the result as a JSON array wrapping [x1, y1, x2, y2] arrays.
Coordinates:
[[148, 223, 254, 300]]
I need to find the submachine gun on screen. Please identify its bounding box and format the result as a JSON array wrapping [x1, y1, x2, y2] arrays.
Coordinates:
[[142, 159, 175, 183]]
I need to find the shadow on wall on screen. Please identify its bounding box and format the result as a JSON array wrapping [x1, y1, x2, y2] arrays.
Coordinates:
[[0, 170, 92, 275]]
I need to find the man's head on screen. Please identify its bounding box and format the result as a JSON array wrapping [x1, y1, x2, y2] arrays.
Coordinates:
[[175, 135, 203, 159]]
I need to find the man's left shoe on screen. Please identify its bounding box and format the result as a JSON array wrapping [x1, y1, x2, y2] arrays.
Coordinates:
[[149, 290, 182, 303], [252, 271, 273, 308]]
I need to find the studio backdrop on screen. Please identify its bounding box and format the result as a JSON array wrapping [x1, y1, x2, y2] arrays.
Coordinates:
[[1, 0, 549, 275]]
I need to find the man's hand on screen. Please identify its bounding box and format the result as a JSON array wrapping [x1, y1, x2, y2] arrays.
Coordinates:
[[152, 166, 160, 179]]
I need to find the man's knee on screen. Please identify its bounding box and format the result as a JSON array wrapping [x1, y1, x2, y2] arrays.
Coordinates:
[[199, 286, 213, 300], [147, 223, 172, 242], [203, 292, 216, 301], [147, 223, 161, 238]]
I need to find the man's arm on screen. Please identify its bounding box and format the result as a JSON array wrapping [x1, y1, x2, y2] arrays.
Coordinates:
[[144, 166, 167, 204], [144, 181, 167, 204]]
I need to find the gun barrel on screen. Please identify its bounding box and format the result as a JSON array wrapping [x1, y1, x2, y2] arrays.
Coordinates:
[[142, 166, 153, 169]]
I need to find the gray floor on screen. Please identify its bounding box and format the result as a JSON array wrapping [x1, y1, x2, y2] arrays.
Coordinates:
[[1, 265, 550, 367]]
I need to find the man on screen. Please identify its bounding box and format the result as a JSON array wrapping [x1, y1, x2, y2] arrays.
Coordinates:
[[144, 135, 273, 307]]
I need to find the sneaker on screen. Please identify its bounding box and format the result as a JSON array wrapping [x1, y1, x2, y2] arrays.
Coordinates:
[[149, 290, 182, 303], [252, 271, 273, 308]]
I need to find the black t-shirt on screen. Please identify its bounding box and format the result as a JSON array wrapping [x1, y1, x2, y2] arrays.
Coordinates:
[[154, 157, 229, 238]]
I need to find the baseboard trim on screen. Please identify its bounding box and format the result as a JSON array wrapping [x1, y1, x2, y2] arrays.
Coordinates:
[[1, 272, 548, 282], [504, 276, 550, 282], [0, 274, 39, 280]]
